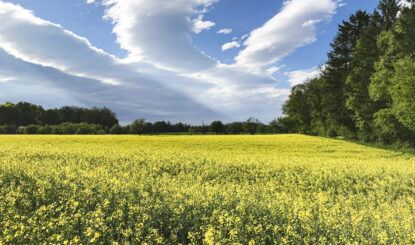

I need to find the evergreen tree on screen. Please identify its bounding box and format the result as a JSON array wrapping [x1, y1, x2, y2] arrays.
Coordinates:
[[378, 0, 400, 30], [280, 0, 415, 145], [321, 10, 371, 137], [345, 11, 383, 141]]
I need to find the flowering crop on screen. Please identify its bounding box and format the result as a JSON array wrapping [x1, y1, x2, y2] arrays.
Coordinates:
[[0, 135, 415, 244]]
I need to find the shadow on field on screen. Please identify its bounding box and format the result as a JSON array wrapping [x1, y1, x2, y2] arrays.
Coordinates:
[[328, 136, 415, 157]]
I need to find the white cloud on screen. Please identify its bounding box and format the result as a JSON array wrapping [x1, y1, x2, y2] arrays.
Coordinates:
[[221, 41, 240, 51], [181, 64, 290, 120], [0, 0, 339, 122], [302, 19, 323, 28], [0, 2, 220, 122], [102, 0, 218, 73], [217, 28, 232, 34], [286, 66, 322, 87], [0, 76, 14, 83], [0, 2, 124, 84], [192, 15, 215, 34], [98, 0, 339, 120], [235, 0, 337, 70], [99, 0, 294, 121], [266, 66, 280, 75], [87, 0, 96, 4]]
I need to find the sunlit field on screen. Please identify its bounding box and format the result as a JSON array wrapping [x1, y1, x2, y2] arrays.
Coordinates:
[[1, 135, 415, 244]]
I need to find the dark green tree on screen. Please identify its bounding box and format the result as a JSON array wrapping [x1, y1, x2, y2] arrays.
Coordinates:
[[345, 11, 384, 141], [209, 121, 225, 134], [243, 117, 259, 135], [322, 10, 371, 137], [282, 83, 312, 134], [109, 124, 123, 134], [389, 57, 415, 132], [378, 0, 400, 29], [369, 5, 415, 143], [225, 122, 244, 134], [282, 77, 325, 135], [130, 118, 147, 135]]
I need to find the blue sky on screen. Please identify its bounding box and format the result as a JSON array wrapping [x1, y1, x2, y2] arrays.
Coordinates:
[[0, 0, 382, 123]]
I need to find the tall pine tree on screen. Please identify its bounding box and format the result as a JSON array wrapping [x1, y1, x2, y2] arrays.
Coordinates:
[[321, 10, 370, 137], [345, 11, 383, 142]]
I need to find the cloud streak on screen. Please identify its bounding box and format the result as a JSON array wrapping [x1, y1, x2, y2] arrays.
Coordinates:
[[286, 67, 322, 87], [0, 2, 221, 122], [102, 0, 218, 73], [235, 0, 337, 70], [192, 15, 215, 34], [97, 0, 339, 121], [217, 28, 232, 34], [221, 41, 240, 51], [0, 0, 339, 122]]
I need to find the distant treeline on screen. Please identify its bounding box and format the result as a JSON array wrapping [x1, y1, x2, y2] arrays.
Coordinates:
[[120, 117, 286, 135], [0, 102, 288, 135], [0, 102, 118, 129], [281, 0, 415, 146]]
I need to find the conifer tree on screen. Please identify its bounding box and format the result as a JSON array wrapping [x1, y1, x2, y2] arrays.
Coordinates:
[[321, 10, 370, 137], [345, 11, 383, 141]]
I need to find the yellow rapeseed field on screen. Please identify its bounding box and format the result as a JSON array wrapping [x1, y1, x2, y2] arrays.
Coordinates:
[[1, 135, 415, 244]]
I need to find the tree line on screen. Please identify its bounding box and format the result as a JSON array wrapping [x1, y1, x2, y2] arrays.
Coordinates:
[[123, 117, 287, 135], [281, 0, 415, 146], [0, 102, 288, 135], [0, 102, 118, 134]]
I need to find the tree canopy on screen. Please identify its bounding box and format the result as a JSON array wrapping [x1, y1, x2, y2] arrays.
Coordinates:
[[281, 0, 415, 145]]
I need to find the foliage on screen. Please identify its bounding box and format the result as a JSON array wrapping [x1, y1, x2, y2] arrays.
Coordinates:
[[109, 124, 123, 134], [321, 10, 371, 138], [281, 1, 415, 146], [0, 101, 285, 135], [8, 123, 105, 135], [345, 11, 383, 141], [1, 135, 415, 244], [209, 121, 225, 134], [225, 122, 244, 135], [130, 118, 147, 135], [243, 117, 260, 135], [0, 125, 16, 134], [0, 102, 118, 130], [390, 57, 415, 131]]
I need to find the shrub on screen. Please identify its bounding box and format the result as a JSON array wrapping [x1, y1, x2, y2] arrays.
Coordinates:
[[0, 125, 17, 134], [24, 125, 40, 134], [109, 124, 123, 134]]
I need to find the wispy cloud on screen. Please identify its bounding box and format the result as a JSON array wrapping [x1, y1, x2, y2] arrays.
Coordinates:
[[0, 76, 14, 83], [192, 15, 215, 34], [217, 28, 232, 34], [286, 66, 322, 87], [235, 0, 337, 70], [0, 1, 220, 122], [0, 0, 339, 122], [102, 0, 218, 73], [221, 41, 240, 51]]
